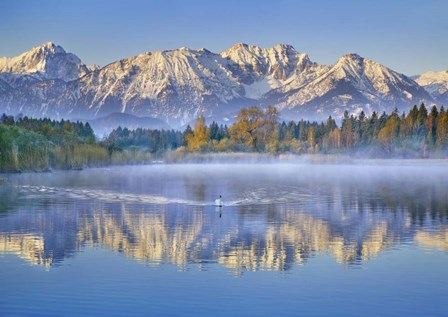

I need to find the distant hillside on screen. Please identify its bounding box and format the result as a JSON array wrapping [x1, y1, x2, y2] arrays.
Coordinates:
[[86, 112, 171, 137]]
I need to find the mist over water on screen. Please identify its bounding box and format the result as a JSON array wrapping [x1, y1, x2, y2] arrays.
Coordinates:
[[1, 161, 448, 316]]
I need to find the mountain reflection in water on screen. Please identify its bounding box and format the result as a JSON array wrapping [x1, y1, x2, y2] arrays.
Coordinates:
[[1, 163, 448, 275]]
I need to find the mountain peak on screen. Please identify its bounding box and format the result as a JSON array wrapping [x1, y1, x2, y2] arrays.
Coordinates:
[[225, 43, 298, 54], [334, 53, 366, 73], [33, 42, 66, 55], [197, 48, 211, 54], [340, 53, 364, 62], [274, 43, 297, 53], [414, 70, 448, 103], [225, 43, 260, 53], [235, 42, 251, 48], [42, 41, 57, 48], [0, 42, 89, 82]]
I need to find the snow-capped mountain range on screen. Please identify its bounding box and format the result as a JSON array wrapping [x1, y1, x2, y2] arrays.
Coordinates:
[[0, 42, 443, 128], [413, 70, 448, 106]]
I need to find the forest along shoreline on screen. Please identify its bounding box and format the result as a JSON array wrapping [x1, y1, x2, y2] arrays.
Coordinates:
[[1, 103, 447, 173]]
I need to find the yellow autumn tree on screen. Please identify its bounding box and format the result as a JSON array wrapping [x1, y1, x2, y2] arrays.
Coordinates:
[[229, 106, 279, 152], [186, 116, 210, 152]]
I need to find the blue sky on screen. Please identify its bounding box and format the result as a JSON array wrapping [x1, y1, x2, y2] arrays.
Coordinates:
[[1, 0, 446, 75]]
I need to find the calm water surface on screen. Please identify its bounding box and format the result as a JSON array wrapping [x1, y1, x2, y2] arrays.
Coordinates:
[[1, 162, 448, 316]]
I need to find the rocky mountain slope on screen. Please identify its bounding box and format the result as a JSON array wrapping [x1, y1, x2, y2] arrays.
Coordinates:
[[0, 42, 91, 82], [413, 70, 448, 106], [0, 42, 436, 127], [273, 53, 432, 119]]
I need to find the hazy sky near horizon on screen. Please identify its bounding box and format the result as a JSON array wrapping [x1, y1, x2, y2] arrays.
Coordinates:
[[1, 0, 446, 75]]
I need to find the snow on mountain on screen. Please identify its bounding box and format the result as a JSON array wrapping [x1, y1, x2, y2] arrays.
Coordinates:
[[87, 64, 101, 72], [70, 47, 251, 126], [0, 42, 90, 83], [413, 70, 448, 105], [0, 42, 438, 126], [72, 43, 329, 125], [0, 78, 15, 110], [272, 53, 433, 120], [0, 77, 12, 94], [222, 43, 300, 81], [221, 43, 328, 98]]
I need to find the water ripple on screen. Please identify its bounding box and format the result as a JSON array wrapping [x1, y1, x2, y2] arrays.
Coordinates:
[[16, 185, 316, 207]]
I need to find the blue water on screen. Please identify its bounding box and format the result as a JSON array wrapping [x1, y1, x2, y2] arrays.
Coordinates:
[[1, 162, 447, 316]]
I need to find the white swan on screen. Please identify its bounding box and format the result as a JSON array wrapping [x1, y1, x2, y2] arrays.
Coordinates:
[[215, 195, 223, 207]]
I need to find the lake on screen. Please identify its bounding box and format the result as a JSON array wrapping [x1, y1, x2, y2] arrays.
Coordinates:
[[1, 162, 448, 316]]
